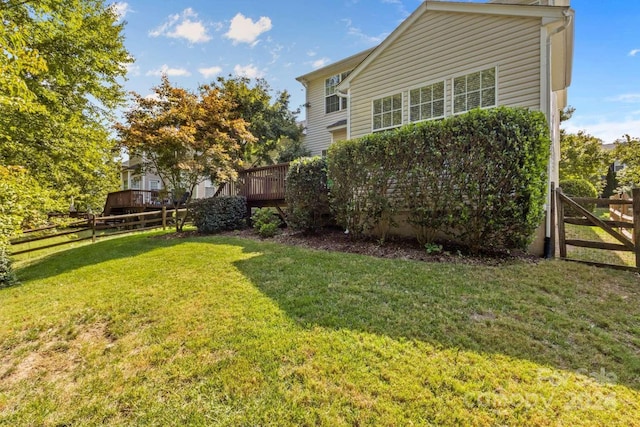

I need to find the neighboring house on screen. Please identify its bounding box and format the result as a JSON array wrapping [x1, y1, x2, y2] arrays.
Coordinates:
[[296, 0, 574, 255], [121, 156, 216, 199]]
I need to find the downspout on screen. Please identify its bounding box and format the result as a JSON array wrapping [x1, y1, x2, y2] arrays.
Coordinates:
[[336, 88, 351, 140], [543, 9, 573, 259]]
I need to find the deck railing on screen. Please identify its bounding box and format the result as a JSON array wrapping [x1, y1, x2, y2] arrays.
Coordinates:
[[216, 163, 289, 202], [104, 189, 168, 214]]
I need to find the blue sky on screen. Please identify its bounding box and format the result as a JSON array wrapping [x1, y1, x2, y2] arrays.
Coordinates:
[[113, 0, 640, 144]]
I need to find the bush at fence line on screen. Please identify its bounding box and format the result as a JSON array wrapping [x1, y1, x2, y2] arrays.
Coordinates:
[[559, 178, 598, 215], [285, 156, 331, 232], [190, 196, 246, 234], [327, 107, 550, 252], [0, 247, 18, 288], [251, 208, 281, 238]]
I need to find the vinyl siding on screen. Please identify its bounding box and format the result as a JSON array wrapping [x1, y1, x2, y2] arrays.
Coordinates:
[[303, 77, 349, 155], [349, 11, 541, 138]]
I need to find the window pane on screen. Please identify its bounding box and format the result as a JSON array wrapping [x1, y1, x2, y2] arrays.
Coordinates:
[[326, 95, 340, 113], [393, 109, 402, 125], [410, 105, 420, 121], [373, 115, 382, 130], [373, 99, 382, 114], [481, 88, 495, 107], [454, 76, 466, 95], [421, 87, 431, 102], [383, 112, 392, 128], [341, 97, 348, 109], [454, 94, 466, 113], [392, 93, 402, 108], [433, 82, 444, 100], [467, 72, 481, 92], [383, 97, 392, 111], [482, 68, 495, 88], [468, 91, 481, 110], [410, 89, 420, 106], [433, 99, 444, 117]]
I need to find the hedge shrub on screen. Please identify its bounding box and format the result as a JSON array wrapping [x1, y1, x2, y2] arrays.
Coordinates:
[[559, 178, 598, 215], [327, 107, 550, 251], [285, 156, 331, 232], [191, 196, 246, 233], [251, 208, 281, 238]]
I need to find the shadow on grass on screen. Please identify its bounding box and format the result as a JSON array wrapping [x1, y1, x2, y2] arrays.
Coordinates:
[[12, 231, 187, 284], [228, 237, 640, 391]]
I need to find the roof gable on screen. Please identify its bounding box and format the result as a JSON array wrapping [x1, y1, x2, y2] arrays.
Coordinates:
[[337, 0, 571, 91]]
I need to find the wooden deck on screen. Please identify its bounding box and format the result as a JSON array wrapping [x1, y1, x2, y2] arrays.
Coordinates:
[[216, 163, 289, 211], [103, 189, 170, 216], [104, 163, 290, 217]]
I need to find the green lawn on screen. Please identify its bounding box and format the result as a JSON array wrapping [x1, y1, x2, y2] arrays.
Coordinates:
[[1, 231, 639, 426]]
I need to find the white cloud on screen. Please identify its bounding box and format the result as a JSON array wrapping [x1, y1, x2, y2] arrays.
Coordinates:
[[225, 13, 272, 46], [629, 49, 640, 57], [125, 63, 140, 77], [111, 2, 130, 19], [233, 64, 264, 78], [146, 64, 191, 77], [563, 117, 640, 144], [307, 50, 317, 57], [312, 58, 331, 69], [342, 18, 388, 45], [198, 66, 223, 78], [608, 93, 640, 103], [150, 8, 211, 44]]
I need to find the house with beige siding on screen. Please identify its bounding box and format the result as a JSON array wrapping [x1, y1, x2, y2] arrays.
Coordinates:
[[296, 0, 574, 255]]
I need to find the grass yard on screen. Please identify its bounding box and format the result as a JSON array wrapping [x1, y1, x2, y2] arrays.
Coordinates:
[[1, 231, 639, 426]]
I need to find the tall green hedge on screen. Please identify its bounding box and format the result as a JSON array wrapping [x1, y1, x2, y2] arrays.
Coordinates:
[[191, 196, 246, 234], [327, 107, 550, 251], [285, 156, 331, 232]]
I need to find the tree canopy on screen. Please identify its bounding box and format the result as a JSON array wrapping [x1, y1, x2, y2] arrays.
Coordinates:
[[1, 0, 131, 212], [613, 134, 640, 192], [117, 76, 255, 230], [214, 76, 304, 166], [559, 131, 610, 194]]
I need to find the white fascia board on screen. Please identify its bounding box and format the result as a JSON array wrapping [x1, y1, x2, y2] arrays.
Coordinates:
[[296, 47, 375, 85], [425, 1, 568, 19]]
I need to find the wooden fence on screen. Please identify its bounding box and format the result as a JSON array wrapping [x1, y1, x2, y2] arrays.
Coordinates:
[[9, 207, 187, 256], [556, 187, 640, 271], [215, 163, 289, 202]]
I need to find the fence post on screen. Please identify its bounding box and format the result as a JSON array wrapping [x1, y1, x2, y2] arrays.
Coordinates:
[[556, 187, 566, 258], [162, 206, 167, 230], [91, 215, 97, 243], [633, 188, 640, 270]]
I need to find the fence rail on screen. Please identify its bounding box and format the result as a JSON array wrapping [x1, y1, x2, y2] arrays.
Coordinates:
[[556, 187, 640, 271], [9, 207, 187, 256], [216, 163, 289, 202]]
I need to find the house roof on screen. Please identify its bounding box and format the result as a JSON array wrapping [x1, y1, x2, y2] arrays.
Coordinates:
[[336, 0, 574, 93], [327, 119, 347, 129], [295, 47, 375, 85]]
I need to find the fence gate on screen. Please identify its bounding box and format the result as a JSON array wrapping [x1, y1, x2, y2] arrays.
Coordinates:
[[555, 187, 640, 272]]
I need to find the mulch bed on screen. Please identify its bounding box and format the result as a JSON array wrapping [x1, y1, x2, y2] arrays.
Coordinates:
[[154, 227, 539, 267]]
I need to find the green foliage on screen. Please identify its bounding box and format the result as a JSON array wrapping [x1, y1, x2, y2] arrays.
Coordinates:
[[560, 131, 610, 194], [276, 137, 311, 163], [213, 76, 303, 167], [0, 247, 18, 288], [285, 157, 331, 232], [0, 0, 130, 212], [328, 107, 550, 251], [251, 208, 281, 238], [613, 134, 640, 193], [191, 196, 247, 234], [560, 178, 598, 215]]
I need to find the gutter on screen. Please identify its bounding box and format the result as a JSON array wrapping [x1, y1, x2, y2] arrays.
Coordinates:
[[543, 8, 573, 259], [336, 89, 351, 140]]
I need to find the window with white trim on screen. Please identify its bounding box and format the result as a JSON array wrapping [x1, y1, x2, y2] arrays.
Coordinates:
[[372, 93, 403, 131], [325, 72, 350, 114], [453, 67, 496, 114], [409, 81, 445, 122]]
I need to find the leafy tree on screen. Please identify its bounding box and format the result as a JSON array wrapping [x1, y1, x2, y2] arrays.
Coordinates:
[[214, 76, 303, 166], [0, 0, 130, 212], [613, 134, 640, 193], [559, 131, 610, 194], [117, 76, 255, 231]]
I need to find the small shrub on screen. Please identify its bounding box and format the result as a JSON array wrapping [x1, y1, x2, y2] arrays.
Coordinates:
[[0, 247, 18, 288], [285, 156, 331, 232], [191, 196, 246, 234], [251, 208, 281, 238], [560, 178, 598, 215]]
